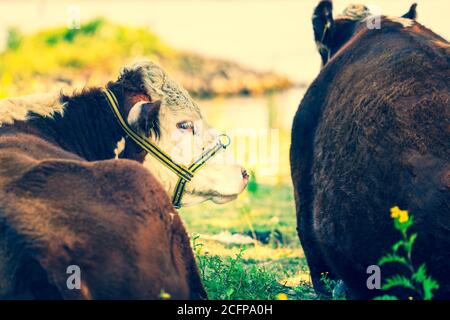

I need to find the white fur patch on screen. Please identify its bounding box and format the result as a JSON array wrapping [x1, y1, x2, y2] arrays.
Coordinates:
[[127, 101, 147, 127], [388, 17, 414, 28], [0, 92, 65, 126], [114, 137, 125, 159]]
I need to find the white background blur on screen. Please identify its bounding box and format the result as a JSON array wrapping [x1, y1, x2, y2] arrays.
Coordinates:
[[0, 0, 448, 84]]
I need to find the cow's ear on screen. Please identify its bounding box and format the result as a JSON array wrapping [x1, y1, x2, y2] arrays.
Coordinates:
[[313, 0, 334, 65], [402, 3, 417, 20], [127, 100, 161, 139]]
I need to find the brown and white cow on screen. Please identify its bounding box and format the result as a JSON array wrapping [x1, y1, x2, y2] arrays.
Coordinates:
[[0, 60, 248, 299], [291, 1, 449, 299]]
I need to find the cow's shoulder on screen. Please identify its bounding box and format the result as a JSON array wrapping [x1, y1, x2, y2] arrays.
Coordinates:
[[4, 157, 170, 213], [0, 157, 194, 299], [0, 132, 82, 163]]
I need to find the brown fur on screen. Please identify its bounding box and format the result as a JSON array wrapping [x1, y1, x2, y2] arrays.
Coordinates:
[[0, 69, 206, 299], [291, 12, 450, 299]]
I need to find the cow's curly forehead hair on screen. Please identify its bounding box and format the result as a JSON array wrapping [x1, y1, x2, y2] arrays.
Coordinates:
[[121, 60, 202, 116], [337, 4, 371, 21]]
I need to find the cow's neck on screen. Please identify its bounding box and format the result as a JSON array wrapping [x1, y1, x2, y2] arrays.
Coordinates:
[[29, 88, 124, 161]]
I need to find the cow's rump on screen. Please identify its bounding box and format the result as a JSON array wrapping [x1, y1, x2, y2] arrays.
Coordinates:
[[291, 13, 450, 299]]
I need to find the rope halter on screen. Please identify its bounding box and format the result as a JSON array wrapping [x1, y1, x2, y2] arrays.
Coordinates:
[[101, 88, 230, 209]]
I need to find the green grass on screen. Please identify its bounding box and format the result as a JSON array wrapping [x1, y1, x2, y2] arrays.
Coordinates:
[[181, 181, 317, 300], [181, 183, 299, 245]]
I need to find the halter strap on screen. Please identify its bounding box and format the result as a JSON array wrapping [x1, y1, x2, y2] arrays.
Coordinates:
[[172, 134, 230, 208], [101, 88, 193, 182], [101, 88, 230, 208]]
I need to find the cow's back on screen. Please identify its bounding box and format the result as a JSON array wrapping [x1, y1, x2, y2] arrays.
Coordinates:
[[291, 21, 450, 298]]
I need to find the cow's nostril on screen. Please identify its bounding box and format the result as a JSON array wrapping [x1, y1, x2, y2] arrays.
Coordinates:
[[241, 168, 249, 180]]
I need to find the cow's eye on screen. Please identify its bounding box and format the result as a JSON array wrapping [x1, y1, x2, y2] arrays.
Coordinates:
[[176, 121, 195, 134]]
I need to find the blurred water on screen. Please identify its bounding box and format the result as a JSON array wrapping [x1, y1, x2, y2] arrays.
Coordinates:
[[200, 88, 303, 132], [199, 87, 306, 183]]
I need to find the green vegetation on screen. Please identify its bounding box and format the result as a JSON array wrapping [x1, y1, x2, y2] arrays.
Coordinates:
[[375, 207, 440, 300], [6, 27, 23, 50], [0, 18, 173, 97], [0, 18, 291, 99], [193, 238, 283, 300], [182, 183, 298, 245], [182, 179, 316, 300]]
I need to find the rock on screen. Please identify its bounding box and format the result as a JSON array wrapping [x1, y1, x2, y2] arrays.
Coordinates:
[[162, 53, 293, 98]]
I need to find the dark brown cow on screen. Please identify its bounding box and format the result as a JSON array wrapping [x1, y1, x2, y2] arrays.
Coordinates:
[[0, 62, 208, 299], [291, 1, 449, 299]]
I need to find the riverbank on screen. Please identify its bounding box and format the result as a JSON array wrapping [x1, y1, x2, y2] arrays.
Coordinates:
[[0, 18, 292, 98]]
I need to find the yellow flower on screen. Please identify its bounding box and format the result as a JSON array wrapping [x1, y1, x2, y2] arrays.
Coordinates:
[[390, 206, 409, 223], [390, 206, 401, 218], [159, 289, 171, 300], [276, 293, 289, 300], [398, 211, 409, 223]]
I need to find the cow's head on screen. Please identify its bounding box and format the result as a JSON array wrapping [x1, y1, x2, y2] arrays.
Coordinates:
[[111, 60, 249, 207], [313, 1, 418, 66]]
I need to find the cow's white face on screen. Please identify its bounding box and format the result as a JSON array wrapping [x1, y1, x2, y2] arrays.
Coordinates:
[[124, 61, 248, 206]]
